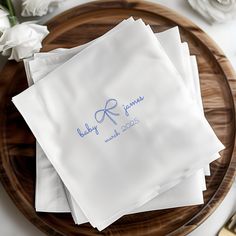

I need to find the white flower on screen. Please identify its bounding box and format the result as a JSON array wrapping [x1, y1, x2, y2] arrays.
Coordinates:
[[0, 8, 11, 34], [0, 22, 49, 61], [21, 0, 64, 17], [188, 0, 236, 23]]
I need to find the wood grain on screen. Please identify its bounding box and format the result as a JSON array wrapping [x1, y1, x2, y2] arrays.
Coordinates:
[[0, 1, 236, 235]]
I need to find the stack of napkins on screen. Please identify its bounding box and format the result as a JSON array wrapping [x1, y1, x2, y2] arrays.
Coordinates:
[[13, 18, 224, 231]]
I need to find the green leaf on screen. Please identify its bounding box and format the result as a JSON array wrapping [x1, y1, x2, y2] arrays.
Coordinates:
[[0, 0, 17, 26]]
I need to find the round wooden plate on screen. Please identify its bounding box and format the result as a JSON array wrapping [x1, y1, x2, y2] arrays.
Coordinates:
[[0, 0, 236, 235]]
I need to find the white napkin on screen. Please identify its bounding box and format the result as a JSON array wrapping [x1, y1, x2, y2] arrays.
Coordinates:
[[14, 19, 224, 230], [24, 59, 71, 212], [23, 17, 135, 214], [24, 26, 208, 221]]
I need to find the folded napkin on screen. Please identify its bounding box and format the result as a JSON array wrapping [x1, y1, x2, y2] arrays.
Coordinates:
[[24, 25, 208, 222], [14, 19, 224, 230]]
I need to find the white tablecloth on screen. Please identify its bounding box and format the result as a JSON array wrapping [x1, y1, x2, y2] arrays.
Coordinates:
[[0, 0, 236, 235]]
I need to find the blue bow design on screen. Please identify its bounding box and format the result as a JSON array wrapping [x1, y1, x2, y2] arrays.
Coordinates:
[[95, 99, 120, 125]]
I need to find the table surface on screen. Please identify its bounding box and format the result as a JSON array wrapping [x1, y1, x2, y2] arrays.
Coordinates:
[[0, 0, 236, 235]]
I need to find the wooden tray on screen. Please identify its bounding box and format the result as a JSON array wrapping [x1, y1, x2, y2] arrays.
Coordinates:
[[0, 1, 236, 235]]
